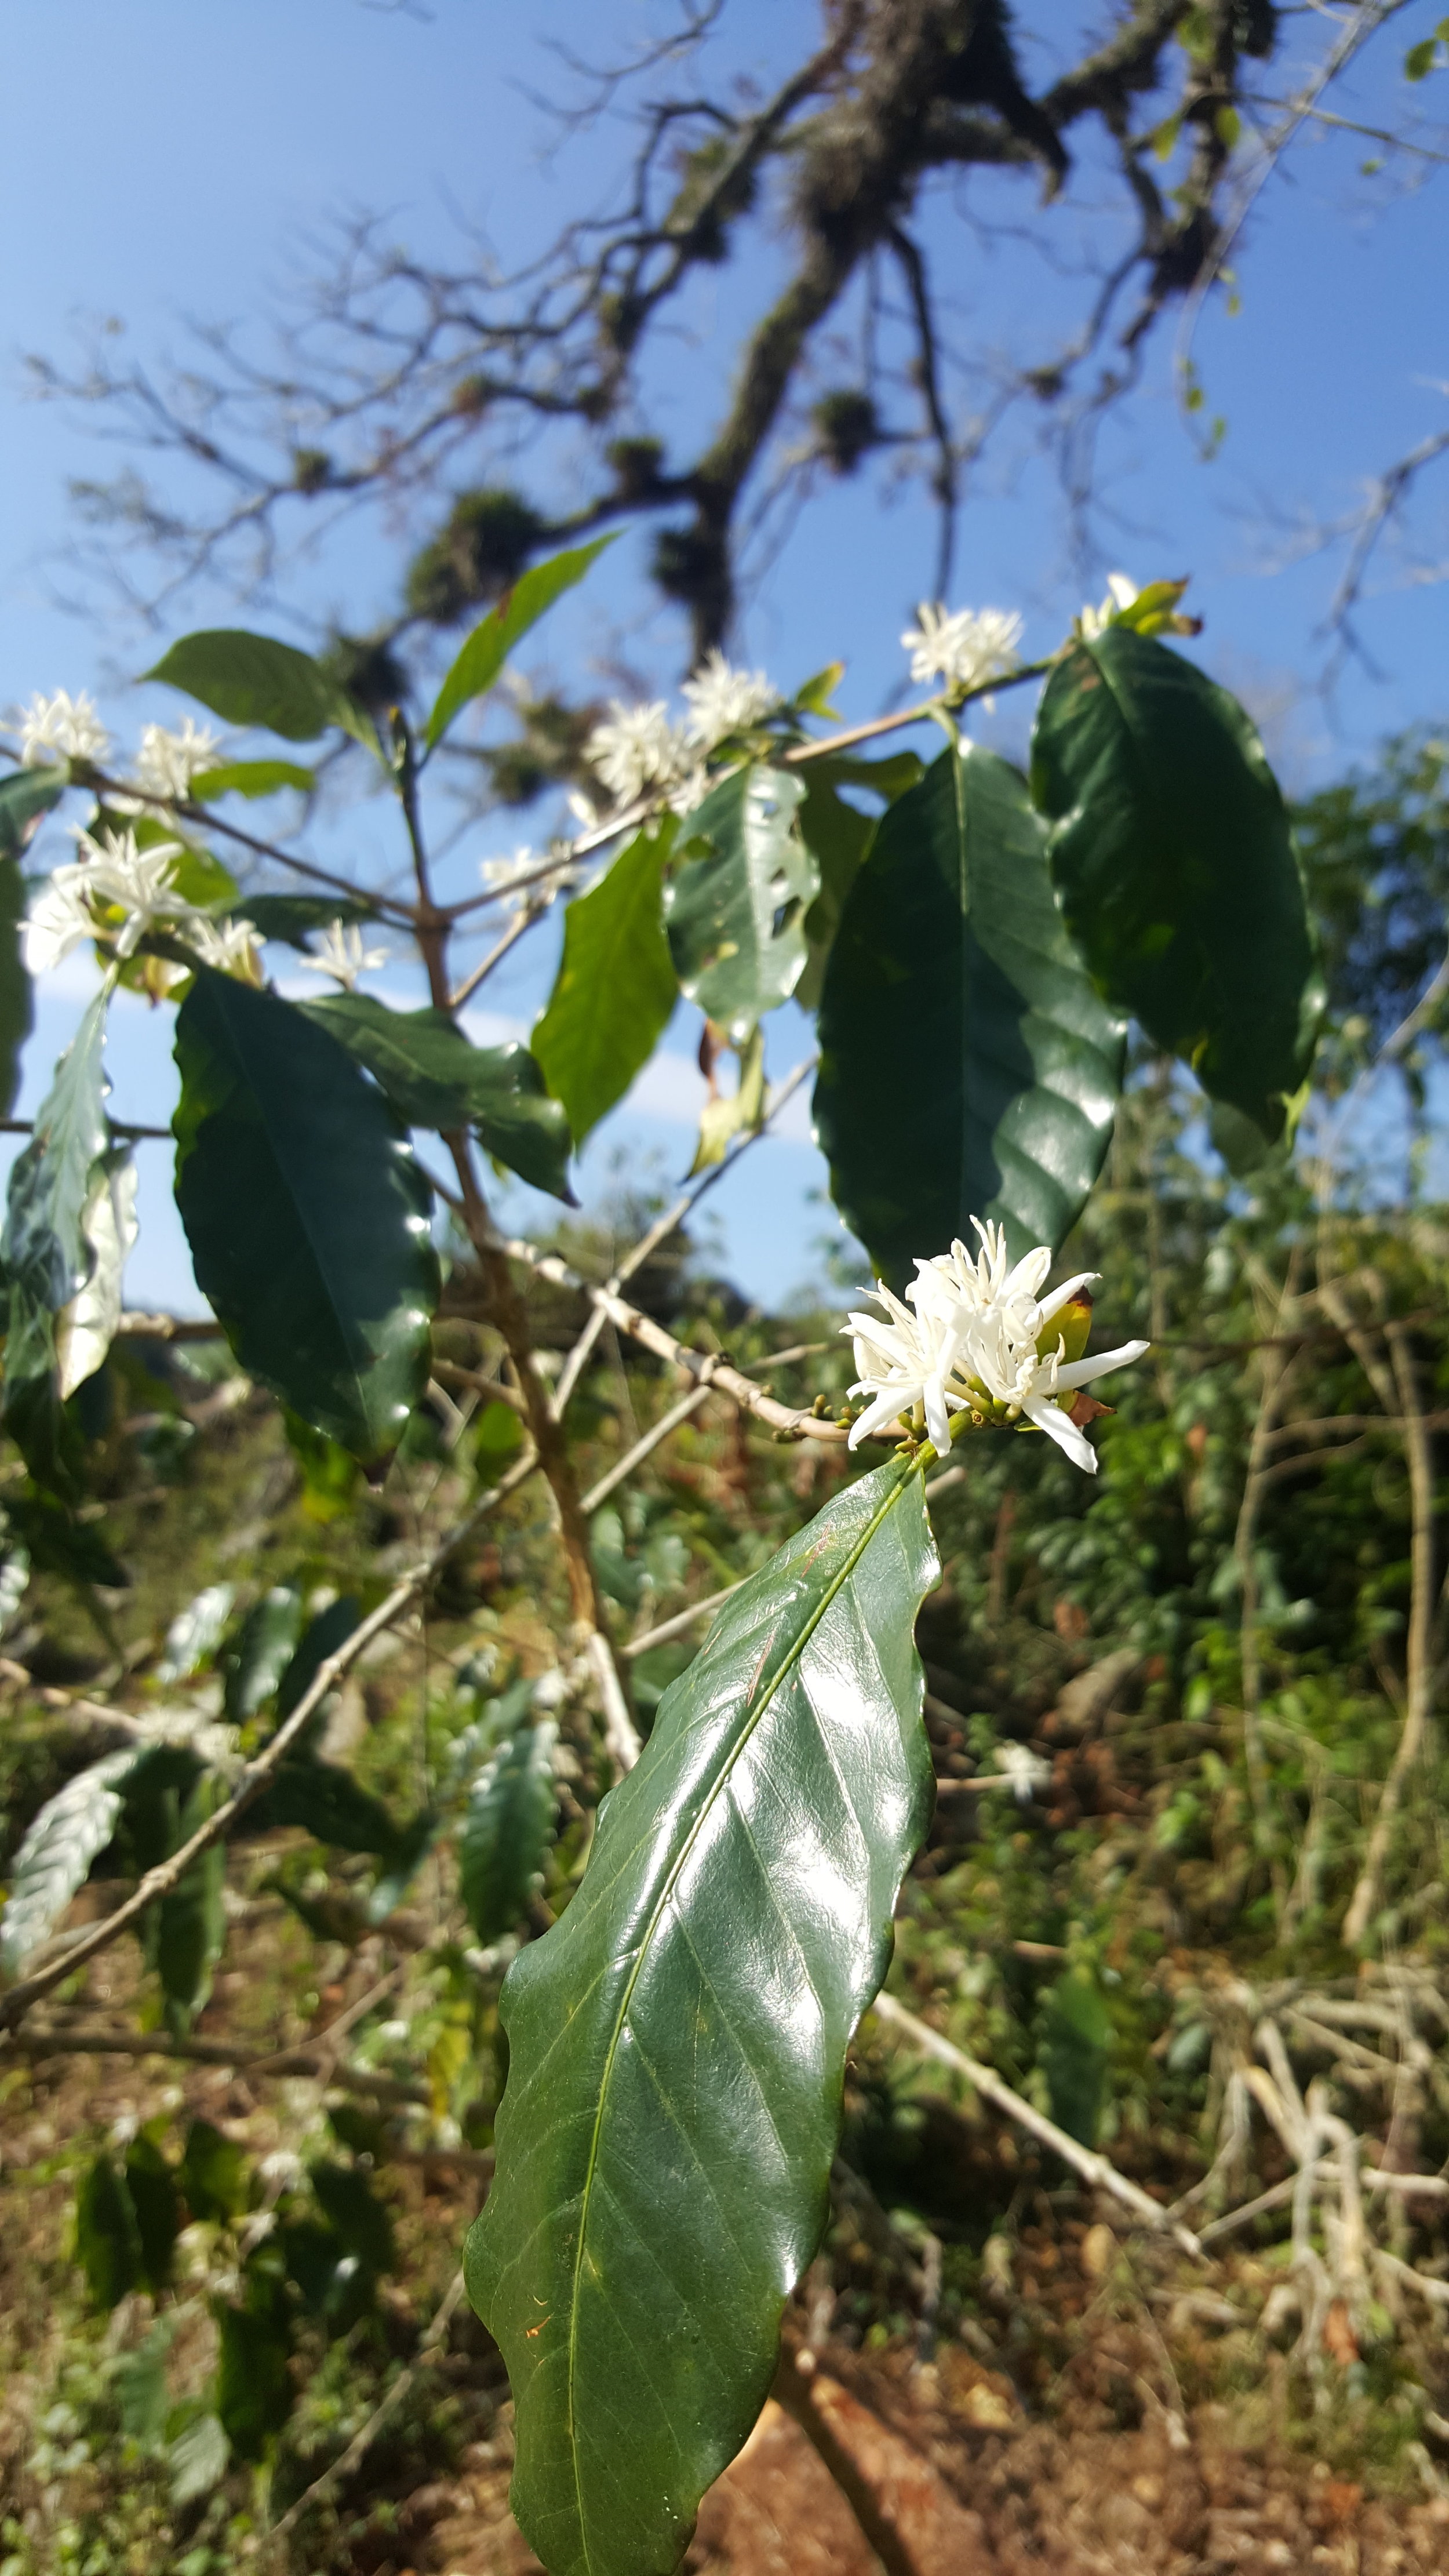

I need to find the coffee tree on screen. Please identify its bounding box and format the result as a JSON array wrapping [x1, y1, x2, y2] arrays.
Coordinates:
[[0, 550, 1320, 2574]]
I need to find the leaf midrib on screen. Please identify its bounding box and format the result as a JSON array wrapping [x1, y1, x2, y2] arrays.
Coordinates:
[[563, 1457, 918, 2571]]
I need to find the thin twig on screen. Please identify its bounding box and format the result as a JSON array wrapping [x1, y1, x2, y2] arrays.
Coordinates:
[[0, 1446, 540, 2032], [870, 1992, 1203, 2260], [580, 1374, 718, 1515], [549, 1054, 817, 1422], [9, 2021, 428, 2108], [263, 2269, 472, 2552]]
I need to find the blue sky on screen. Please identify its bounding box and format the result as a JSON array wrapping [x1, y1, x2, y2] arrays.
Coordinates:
[[1, 2, 1446, 1313]]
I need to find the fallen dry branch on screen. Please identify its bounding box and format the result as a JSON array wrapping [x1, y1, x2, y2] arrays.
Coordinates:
[[870, 1991, 1204, 2261]]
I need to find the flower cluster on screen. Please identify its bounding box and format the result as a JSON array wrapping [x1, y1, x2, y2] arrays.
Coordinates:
[[23, 826, 259, 983], [900, 603, 1024, 699], [13, 689, 112, 769], [843, 1218, 1148, 1475], [300, 919, 389, 989], [585, 650, 780, 809], [1077, 572, 1141, 641], [129, 718, 223, 803], [680, 648, 778, 746]]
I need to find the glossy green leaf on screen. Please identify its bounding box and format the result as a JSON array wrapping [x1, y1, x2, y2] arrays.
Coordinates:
[[173, 969, 439, 1464], [0, 766, 66, 856], [467, 1457, 937, 2576], [144, 630, 344, 743], [458, 1716, 558, 1945], [156, 1581, 236, 1684], [664, 765, 817, 1039], [53, 1145, 137, 1403], [1, 989, 111, 1489], [0, 854, 32, 1116], [1030, 630, 1321, 1140], [815, 744, 1125, 1283], [533, 820, 678, 1144], [221, 1584, 306, 1723], [0, 1745, 144, 1972], [241, 893, 378, 947], [75, 2154, 143, 2310], [795, 767, 878, 1014], [425, 536, 615, 749], [188, 759, 316, 801], [303, 992, 572, 1199]]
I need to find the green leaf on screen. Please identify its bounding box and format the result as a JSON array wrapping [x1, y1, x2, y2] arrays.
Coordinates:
[[1031, 631, 1321, 1140], [0, 855, 33, 1117], [178, 2117, 250, 2223], [1405, 35, 1438, 78], [301, 993, 572, 1199], [3, 1486, 127, 1590], [0, 766, 66, 857], [53, 1145, 138, 1403], [458, 1717, 558, 1945], [154, 1776, 227, 2032], [124, 2138, 182, 2293], [216, 2301, 293, 2459], [0, 1745, 141, 1973], [248, 1755, 402, 1857], [795, 765, 879, 1014], [425, 536, 615, 750], [188, 759, 316, 801], [474, 1397, 526, 1485], [533, 820, 678, 1144], [144, 630, 345, 743], [275, 1593, 361, 1723], [1, 989, 112, 1490], [664, 765, 818, 1039], [156, 1582, 236, 1684], [815, 744, 1125, 1282], [309, 2160, 395, 2275], [114, 2316, 176, 2448], [221, 1584, 306, 1723], [173, 969, 439, 1464], [467, 1457, 937, 2576], [75, 2154, 143, 2311], [241, 893, 378, 947], [1039, 1971, 1112, 2148], [167, 2411, 230, 2506]]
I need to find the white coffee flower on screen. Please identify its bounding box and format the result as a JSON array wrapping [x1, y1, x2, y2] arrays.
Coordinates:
[[187, 914, 260, 979], [299, 918, 389, 989], [133, 718, 223, 801], [1077, 572, 1140, 641], [13, 688, 111, 769], [585, 699, 690, 805], [993, 1743, 1053, 1804], [680, 649, 778, 748], [72, 825, 191, 957], [901, 603, 1024, 698], [23, 825, 193, 973], [844, 1217, 1148, 1474], [23, 869, 101, 975]]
